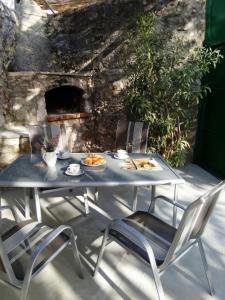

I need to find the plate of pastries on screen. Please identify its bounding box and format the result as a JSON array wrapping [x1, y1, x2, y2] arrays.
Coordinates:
[[81, 154, 106, 166], [123, 158, 159, 170]]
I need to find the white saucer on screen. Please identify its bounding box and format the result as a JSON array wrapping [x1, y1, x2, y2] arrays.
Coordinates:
[[65, 169, 84, 176], [114, 154, 129, 160], [57, 153, 70, 160]]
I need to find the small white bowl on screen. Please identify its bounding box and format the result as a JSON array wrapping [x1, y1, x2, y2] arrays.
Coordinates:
[[58, 151, 70, 160]]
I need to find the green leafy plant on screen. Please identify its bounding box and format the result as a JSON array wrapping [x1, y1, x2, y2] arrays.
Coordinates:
[[123, 12, 222, 167]]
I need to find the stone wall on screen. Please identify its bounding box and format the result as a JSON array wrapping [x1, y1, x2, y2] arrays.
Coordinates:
[[0, 0, 206, 165], [46, 0, 150, 149], [6, 72, 94, 125], [5, 71, 127, 152], [12, 0, 56, 72], [158, 0, 205, 45], [0, 1, 17, 126], [46, 0, 206, 149], [47, 0, 205, 73], [7, 71, 95, 150], [46, 0, 146, 73]]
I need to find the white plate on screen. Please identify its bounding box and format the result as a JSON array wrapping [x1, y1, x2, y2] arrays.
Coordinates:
[[114, 154, 129, 160], [80, 158, 106, 167], [65, 169, 84, 176]]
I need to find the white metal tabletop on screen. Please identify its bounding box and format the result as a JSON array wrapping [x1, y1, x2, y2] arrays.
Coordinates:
[[0, 153, 185, 188]]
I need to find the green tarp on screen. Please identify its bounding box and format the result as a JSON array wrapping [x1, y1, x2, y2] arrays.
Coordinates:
[[205, 0, 225, 46], [194, 0, 225, 178]]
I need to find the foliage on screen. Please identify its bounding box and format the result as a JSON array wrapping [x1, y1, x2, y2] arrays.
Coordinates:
[[123, 12, 223, 167], [42, 135, 59, 152]]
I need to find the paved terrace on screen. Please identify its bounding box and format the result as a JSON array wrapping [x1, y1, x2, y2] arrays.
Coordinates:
[[0, 164, 224, 300]]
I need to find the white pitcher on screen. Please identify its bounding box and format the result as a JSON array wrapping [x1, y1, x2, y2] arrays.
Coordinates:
[[41, 149, 57, 167]]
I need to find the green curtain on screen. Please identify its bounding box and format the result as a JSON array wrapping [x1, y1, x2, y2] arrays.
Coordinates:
[[194, 0, 225, 178], [205, 0, 225, 46]]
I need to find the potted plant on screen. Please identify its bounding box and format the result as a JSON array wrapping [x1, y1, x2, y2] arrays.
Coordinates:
[[122, 12, 222, 167], [41, 135, 59, 167]]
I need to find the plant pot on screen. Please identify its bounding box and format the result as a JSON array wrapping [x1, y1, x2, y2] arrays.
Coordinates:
[[41, 149, 57, 167]]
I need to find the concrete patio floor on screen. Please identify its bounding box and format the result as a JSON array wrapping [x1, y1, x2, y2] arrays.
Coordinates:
[[0, 163, 224, 300]]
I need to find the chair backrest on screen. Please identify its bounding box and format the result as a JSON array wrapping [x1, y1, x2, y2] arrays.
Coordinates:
[[190, 180, 225, 238], [28, 124, 67, 154], [162, 181, 225, 268], [115, 120, 149, 153], [0, 236, 16, 284]]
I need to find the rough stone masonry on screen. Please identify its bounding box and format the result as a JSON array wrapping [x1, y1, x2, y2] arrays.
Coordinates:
[[0, 0, 206, 167]]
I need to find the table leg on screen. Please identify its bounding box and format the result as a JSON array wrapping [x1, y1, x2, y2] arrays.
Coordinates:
[[86, 187, 98, 203], [84, 193, 90, 216], [24, 188, 31, 219], [0, 189, 2, 220], [148, 186, 156, 213], [94, 187, 99, 204], [33, 188, 42, 222], [132, 187, 138, 211], [173, 185, 178, 227]]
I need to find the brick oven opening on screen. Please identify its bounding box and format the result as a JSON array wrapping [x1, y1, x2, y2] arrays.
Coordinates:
[[45, 85, 91, 122], [45, 85, 84, 114]]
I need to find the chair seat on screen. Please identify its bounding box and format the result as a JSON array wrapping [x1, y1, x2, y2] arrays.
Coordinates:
[[109, 211, 176, 265], [0, 218, 69, 281]]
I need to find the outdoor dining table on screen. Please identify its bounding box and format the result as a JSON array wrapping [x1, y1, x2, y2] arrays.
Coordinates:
[[0, 152, 185, 226]]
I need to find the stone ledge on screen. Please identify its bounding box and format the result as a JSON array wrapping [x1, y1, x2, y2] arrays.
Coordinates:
[[8, 71, 94, 78], [0, 126, 29, 138], [0, 127, 30, 169], [47, 112, 92, 122]]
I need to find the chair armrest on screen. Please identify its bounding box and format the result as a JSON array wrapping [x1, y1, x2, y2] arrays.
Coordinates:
[[33, 225, 74, 252], [109, 219, 158, 268], [153, 196, 186, 210], [0, 205, 18, 221], [22, 225, 83, 285]]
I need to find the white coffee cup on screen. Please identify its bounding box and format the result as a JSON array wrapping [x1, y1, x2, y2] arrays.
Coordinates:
[[67, 163, 80, 174], [117, 149, 128, 159], [61, 151, 70, 159]]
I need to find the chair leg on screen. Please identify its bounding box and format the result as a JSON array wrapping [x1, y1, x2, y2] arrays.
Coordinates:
[[70, 235, 84, 279], [20, 267, 33, 300], [83, 193, 90, 216], [24, 188, 31, 220], [20, 283, 31, 300], [198, 239, 215, 295], [172, 184, 178, 227], [94, 229, 109, 276], [0, 189, 2, 221], [151, 268, 165, 300], [147, 249, 165, 300], [33, 188, 42, 223], [148, 185, 156, 213]]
